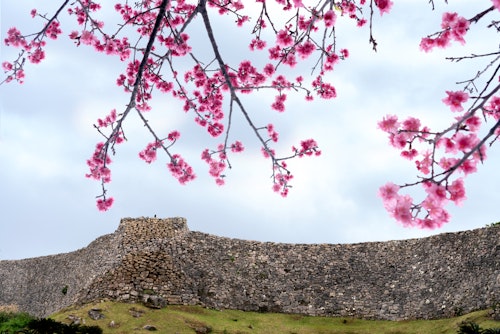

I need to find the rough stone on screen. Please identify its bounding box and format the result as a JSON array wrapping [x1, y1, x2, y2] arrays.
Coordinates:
[[143, 295, 167, 309], [88, 308, 105, 320]]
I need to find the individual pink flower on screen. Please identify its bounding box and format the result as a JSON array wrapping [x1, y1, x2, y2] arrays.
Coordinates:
[[451, 17, 469, 44], [392, 195, 414, 227], [453, 132, 478, 152], [485, 96, 500, 119], [296, 40, 316, 59], [442, 90, 469, 112], [402, 117, 421, 132], [438, 137, 457, 154], [168, 130, 181, 141], [378, 182, 399, 202], [249, 38, 266, 51], [271, 94, 286, 112], [15, 69, 25, 83], [423, 182, 448, 203], [439, 157, 458, 171], [493, 0, 500, 11], [80, 30, 97, 46], [230, 141, 244, 152], [441, 12, 458, 29], [401, 149, 418, 160], [459, 158, 477, 175], [97, 109, 117, 128], [374, 0, 393, 15], [2, 62, 13, 71], [465, 115, 481, 131], [415, 151, 432, 175], [263, 63, 275, 77], [261, 147, 275, 159], [449, 178, 466, 205], [389, 133, 408, 149], [378, 114, 399, 133], [357, 18, 367, 27], [419, 37, 435, 52], [323, 10, 336, 27], [323, 53, 339, 72], [276, 29, 293, 47], [139, 142, 161, 164], [207, 122, 224, 137], [96, 197, 114, 211]]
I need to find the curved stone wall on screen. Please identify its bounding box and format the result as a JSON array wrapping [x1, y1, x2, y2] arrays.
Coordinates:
[[0, 217, 498, 320]]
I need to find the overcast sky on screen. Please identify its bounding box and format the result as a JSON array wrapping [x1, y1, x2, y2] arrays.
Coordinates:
[[1, 1, 499, 260]]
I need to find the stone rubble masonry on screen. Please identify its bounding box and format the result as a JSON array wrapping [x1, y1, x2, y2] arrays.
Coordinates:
[[0, 217, 498, 320]]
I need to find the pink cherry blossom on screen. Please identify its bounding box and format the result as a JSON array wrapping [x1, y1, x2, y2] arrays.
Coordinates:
[[419, 37, 435, 52], [392, 195, 414, 227], [324, 10, 336, 27], [2, 62, 13, 71], [249, 38, 266, 51], [4, 0, 496, 218], [294, 139, 320, 157], [167, 130, 180, 141], [230, 141, 244, 153], [267, 124, 279, 142], [374, 0, 393, 15], [139, 141, 162, 164], [378, 114, 399, 133], [452, 132, 478, 152], [449, 178, 466, 205], [442, 90, 469, 112], [96, 197, 114, 211], [271, 94, 287, 112], [4, 28, 27, 48], [296, 40, 316, 59], [168, 154, 196, 185], [378, 182, 399, 202], [276, 29, 293, 47], [493, 0, 500, 11]]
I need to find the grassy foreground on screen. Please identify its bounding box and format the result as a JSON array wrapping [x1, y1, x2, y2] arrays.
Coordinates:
[[51, 301, 499, 334]]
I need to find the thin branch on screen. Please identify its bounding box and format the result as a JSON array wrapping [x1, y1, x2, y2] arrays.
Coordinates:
[[102, 0, 170, 159]]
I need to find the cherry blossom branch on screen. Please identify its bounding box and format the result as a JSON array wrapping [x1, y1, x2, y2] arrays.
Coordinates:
[[379, 4, 500, 228], [86, 0, 173, 210], [2, 0, 428, 209]]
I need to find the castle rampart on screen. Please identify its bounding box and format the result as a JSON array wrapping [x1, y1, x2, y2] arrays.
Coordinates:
[[0, 217, 498, 320]]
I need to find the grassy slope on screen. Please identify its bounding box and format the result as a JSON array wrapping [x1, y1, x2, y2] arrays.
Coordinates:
[[51, 301, 499, 334]]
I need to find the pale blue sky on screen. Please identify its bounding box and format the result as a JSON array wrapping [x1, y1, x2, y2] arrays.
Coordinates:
[[1, 1, 499, 260]]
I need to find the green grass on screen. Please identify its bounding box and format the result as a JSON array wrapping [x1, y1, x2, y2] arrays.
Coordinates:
[[0, 311, 35, 332], [51, 301, 499, 334]]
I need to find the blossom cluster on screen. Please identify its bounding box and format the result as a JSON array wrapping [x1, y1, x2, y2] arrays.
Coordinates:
[[85, 142, 114, 211], [377, 2, 500, 228], [420, 12, 470, 52], [378, 85, 499, 228], [3, 0, 396, 211]]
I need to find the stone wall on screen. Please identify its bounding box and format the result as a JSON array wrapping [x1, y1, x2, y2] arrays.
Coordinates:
[[0, 217, 498, 320]]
